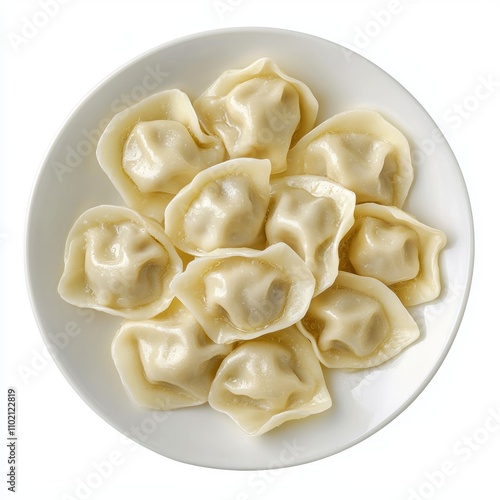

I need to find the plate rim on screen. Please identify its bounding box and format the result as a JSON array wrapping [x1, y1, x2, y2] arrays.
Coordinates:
[[24, 26, 475, 470]]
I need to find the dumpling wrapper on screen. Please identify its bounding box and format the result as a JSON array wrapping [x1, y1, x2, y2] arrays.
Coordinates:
[[194, 57, 318, 174], [339, 203, 447, 306], [96, 89, 225, 222], [171, 243, 316, 344], [112, 300, 232, 410], [297, 271, 420, 369], [208, 326, 332, 436], [164, 158, 271, 255], [265, 175, 355, 296], [287, 109, 414, 207], [58, 205, 182, 319]]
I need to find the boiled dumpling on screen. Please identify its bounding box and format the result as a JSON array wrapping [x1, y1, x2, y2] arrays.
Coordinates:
[[208, 326, 332, 435], [96, 89, 225, 222], [112, 300, 232, 410], [58, 205, 182, 319], [339, 203, 447, 306], [265, 175, 356, 295], [287, 109, 414, 207], [193, 58, 318, 174], [171, 243, 316, 344], [297, 272, 420, 369], [164, 158, 271, 255]]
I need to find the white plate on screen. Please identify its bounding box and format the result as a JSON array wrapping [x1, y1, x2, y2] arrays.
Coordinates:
[[26, 27, 474, 470]]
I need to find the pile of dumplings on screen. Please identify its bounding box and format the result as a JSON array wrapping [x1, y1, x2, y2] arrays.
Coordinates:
[[58, 58, 447, 436]]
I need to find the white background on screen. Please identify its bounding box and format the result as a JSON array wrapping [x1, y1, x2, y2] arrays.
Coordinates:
[[2, 1, 499, 499]]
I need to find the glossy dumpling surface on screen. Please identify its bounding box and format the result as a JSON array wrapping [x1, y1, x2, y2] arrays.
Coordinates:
[[297, 272, 420, 369], [287, 109, 414, 207], [208, 326, 332, 435], [171, 243, 316, 344], [96, 89, 225, 222], [58, 205, 182, 319], [193, 58, 318, 174], [265, 175, 355, 295], [339, 203, 447, 306], [112, 300, 232, 410], [164, 158, 271, 255]]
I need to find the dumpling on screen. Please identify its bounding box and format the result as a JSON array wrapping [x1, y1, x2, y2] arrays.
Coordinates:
[[112, 300, 232, 410], [96, 89, 225, 222], [193, 57, 318, 174], [265, 175, 356, 295], [164, 158, 271, 255], [208, 326, 332, 436], [287, 109, 414, 207], [339, 203, 447, 306], [58, 205, 183, 319], [297, 272, 420, 369], [171, 243, 316, 344]]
